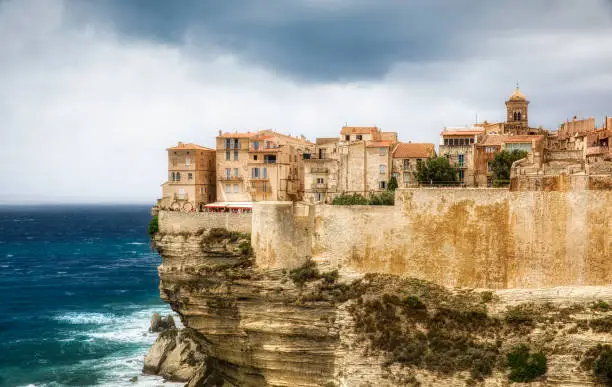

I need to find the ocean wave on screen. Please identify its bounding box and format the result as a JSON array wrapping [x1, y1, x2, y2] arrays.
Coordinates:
[[126, 242, 146, 245], [54, 312, 114, 325]]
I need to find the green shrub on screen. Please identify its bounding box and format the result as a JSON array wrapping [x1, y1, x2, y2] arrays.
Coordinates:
[[238, 241, 253, 256], [369, 191, 394, 206], [590, 316, 612, 333], [492, 179, 511, 187], [403, 295, 427, 310], [320, 269, 339, 285], [595, 350, 612, 386], [148, 216, 159, 236], [481, 291, 494, 303], [506, 345, 547, 382], [332, 193, 369, 205], [289, 260, 320, 286], [591, 300, 611, 312], [504, 304, 534, 325], [387, 176, 399, 191]]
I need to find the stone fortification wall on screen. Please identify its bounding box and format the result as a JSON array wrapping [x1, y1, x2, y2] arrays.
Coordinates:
[[252, 189, 611, 289], [158, 210, 252, 234]]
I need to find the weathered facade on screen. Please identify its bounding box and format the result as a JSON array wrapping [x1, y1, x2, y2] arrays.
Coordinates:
[[391, 142, 436, 187], [159, 142, 216, 211]]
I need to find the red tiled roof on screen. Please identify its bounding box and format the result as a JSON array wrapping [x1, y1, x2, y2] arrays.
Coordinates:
[[366, 141, 395, 148], [340, 126, 378, 135], [167, 142, 214, 151], [504, 135, 545, 143], [392, 142, 435, 158], [218, 132, 257, 138], [477, 135, 509, 146], [442, 130, 484, 136]]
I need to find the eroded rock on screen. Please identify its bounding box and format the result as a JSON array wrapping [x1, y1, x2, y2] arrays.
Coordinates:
[[143, 328, 207, 382]]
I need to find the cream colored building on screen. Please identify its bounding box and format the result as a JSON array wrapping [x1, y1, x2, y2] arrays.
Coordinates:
[[438, 127, 483, 186], [303, 126, 398, 202], [216, 130, 314, 202], [391, 142, 436, 187], [159, 142, 216, 211]]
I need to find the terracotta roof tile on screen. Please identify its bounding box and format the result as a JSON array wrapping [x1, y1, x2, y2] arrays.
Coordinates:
[[218, 132, 257, 138], [340, 126, 378, 135], [366, 141, 395, 148], [442, 130, 484, 136], [392, 142, 435, 158], [167, 142, 214, 151]]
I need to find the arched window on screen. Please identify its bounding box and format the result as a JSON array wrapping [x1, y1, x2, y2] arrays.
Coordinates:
[[517, 111, 521, 121], [171, 172, 175, 181], [176, 172, 181, 181], [513, 112, 518, 121]]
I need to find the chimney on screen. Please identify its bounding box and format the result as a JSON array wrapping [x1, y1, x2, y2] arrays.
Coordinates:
[[218, 130, 222, 136], [178, 141, 184, 147]]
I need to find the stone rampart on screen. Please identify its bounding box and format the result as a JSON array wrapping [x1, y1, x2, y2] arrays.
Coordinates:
[[158, 210, 252, 234], [252, 189, 612, 289]]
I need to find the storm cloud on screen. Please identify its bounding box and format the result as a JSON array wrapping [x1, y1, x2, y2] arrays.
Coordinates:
[[1, 0, 612, 202]]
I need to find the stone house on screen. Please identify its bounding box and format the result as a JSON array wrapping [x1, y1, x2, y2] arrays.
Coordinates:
[[438, 128, 483, 186], [303, 138, 340, 203], [159, 142, 216, 211], [391, 142, 436, 187], [216, 130, 314, 203]]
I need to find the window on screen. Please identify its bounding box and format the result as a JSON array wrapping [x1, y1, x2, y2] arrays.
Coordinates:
[[171, 172, 175, 181], [316, 192, 323, 202], [316, 177, 324, 184], [225, 151, 230, 161], [356, 135, 363, 140], [224, 139, 230, 149], [264, 155, 276, 164], [234, 151, 238, 161], [234, 139, 240, 149], [403, 172, 410, 183], [379, 147, 386, 156], [233, 184, 239, 193], [458, 170, 464, 182], [225, 184, 230, 193], [470, 138, 474, 144], [345, 135, 350, 141], [185, 156, 191, 166], [254, 155, 258, 160], [380, 181, 387, 189], [200, 187, 204, 194], [487, 161, 493, 172], [263, 167, 267, 178], [251, 168, 260, 178], [225, 168, 231, 178], [379, 165, 386, 174], [188, 173, 193, 180], [458, 154, 464, 167], [176, 172, 181, 181], [233, 168, 239, 176], [403, 159, 410, 169], [253, 141, 259, 150]]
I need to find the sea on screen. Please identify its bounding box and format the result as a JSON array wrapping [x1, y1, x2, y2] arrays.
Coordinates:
[[0, 205, 182, 387]]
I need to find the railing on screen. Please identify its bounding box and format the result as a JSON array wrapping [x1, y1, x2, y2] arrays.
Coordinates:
[[310, 167, 329, 173], [249, 177, 270, 182], [586, 146, 609, 156], [173, 193, 189, 200], [314, 183, 327, 189], [218, 176, 244, 181]]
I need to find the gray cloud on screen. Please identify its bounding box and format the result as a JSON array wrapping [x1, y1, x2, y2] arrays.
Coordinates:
[[1, 0, 612, 203]]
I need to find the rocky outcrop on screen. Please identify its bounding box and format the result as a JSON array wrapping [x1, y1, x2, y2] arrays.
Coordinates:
[[143, 328, 207, 383], [151, 227, 612, 386], [149, 312, 176, 333]]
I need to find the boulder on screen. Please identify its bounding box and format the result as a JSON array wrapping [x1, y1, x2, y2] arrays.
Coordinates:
[[143, 328, 207, 382], [149, 312, 176, 333]]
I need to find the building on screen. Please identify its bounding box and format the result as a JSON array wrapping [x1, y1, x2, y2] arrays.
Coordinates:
[[438, 127, 483, 185], [391, 142, 436, 187], [215, 130, 314, 203], [159, 142, 216, 211], [303, 138, 340, 203]]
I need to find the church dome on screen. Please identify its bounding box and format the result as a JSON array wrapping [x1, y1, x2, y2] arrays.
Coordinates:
[[508, 87, 526, 101]]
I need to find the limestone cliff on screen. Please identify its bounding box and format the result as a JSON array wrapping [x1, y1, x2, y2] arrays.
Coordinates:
[[152, 227, 612, 387]]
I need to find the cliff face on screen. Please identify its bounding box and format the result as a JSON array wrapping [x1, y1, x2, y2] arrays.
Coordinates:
[[153, 228, 612, 387]]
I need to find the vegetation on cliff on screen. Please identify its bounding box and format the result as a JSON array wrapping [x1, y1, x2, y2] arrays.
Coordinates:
[[506, 344, 547, 382], [148, 215, 159, 236], [331, 191, 394, 205], [581, 344, 612, 386]]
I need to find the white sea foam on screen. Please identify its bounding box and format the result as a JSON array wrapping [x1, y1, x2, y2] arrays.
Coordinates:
[[6, 254, 14, 257], [54, 312, 114, 325], [126, 242, 146, 246]]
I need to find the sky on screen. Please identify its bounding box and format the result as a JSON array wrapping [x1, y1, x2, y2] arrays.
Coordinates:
[[1, 0, 612, 203]]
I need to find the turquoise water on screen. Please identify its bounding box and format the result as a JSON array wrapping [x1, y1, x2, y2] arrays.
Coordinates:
[[0, 205, 177, 387]]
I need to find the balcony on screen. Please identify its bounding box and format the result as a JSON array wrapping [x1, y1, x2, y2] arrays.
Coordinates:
[[310, 167, 329, 174], [586, 146, 609, 156], [218, 175, 244, 181], [314, 183, 327, 190], [173, 193, 189, 201]]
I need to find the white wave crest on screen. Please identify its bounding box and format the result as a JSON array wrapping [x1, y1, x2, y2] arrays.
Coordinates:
[[54, 312, 114, 325]]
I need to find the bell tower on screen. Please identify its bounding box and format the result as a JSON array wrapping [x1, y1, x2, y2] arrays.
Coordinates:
[[505, 85, 529, 134]]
